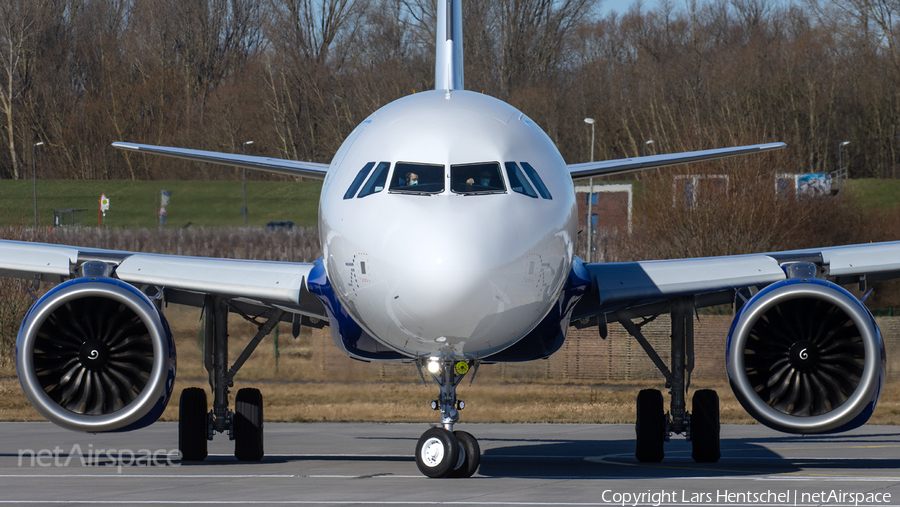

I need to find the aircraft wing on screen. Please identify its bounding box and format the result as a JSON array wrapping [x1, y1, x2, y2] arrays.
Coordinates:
[[112, 142, 330, 180], [0, 239, 327, 320], [572, 240, 900, 320], [567, 143, 786, 180]]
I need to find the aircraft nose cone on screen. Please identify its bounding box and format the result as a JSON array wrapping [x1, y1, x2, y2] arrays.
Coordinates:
[[378, 209, 541, 349]]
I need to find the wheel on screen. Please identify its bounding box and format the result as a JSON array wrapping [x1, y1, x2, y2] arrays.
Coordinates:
[[234, 388, 264, 461], [415, 427, 459, 478], [635, 389, 665, 463], [691, 389, 720, 463], [178, 388, 208, 461], [447, 430, 480, 478]]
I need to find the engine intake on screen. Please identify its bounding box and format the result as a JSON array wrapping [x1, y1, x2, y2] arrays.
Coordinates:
[[727, 278, 884, 434], [16, 278, 176, 432]]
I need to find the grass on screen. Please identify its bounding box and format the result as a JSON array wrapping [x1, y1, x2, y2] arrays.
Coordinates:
[[0, 179, 322, 228], [843, 178, 900, 210], [0, 377, 755, 424], [0, 177, 894, 230], [4, 375, 900, 426]]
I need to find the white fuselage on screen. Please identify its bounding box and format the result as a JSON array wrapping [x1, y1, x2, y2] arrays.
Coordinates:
[[319, 90, 577, 359]]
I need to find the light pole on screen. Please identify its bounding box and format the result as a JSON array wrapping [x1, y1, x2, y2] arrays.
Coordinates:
[[242, 141, 253, 227], [839, 140, 850, 192], [33, 142, 44, 228], [641, 140, 653, 221], [584, 118, 595, 263]]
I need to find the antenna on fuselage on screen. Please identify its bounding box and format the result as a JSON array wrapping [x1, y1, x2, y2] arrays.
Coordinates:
[[435, 0, 464, 91]]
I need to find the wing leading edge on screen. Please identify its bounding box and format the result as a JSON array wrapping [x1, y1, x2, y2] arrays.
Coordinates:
[[573, 240, 900, 320], [0, 240, 327, 319], [112, 142, 329, 180], [568, 142, 786, 180]]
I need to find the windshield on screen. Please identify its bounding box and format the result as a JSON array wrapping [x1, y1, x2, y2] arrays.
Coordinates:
[[344, 162, 375, 199], [357, 162, 391, 198], [520, 162, 552, 199], [389, 163, 445, 194], [505, 162, 537, 198], [450, 162, 506, 194]]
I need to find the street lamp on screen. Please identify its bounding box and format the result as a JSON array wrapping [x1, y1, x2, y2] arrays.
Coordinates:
[[641, 140, 654, 222], [839, 141, 850, 191], [584, 118, 595, 263], [242, 141, 253, 227], [584, 118, 595, 162], [33, 142, 44, 228]]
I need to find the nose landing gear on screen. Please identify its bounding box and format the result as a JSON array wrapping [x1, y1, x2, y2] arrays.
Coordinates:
[[414, 358, 481, 478]]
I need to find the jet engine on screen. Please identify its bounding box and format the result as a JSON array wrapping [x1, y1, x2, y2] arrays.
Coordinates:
[[16, 278, 176, 433], [726, 278, 884, 434]]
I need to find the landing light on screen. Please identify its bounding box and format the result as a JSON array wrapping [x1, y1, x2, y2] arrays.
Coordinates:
[[427, 359, 441, 374]]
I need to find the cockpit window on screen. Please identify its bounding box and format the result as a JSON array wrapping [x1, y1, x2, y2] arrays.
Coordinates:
[[450, 162, 506, 194], [504, 162, 538, 198], [357, 161, 391, 198], [389, 162, 445, 194], [520, 162, 552, 199], [344, 162, 375, 199]]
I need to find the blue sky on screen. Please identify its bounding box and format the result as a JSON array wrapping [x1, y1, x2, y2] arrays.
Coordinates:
[[600, 0, 661, 16]]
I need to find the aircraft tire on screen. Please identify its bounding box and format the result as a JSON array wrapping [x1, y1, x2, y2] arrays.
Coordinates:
[[691, 389, 721, 463], [635, 389, 665, 463], [415, 427, 459, 478], [447, 430, 480, 478], [234, 388, 265, 461], [178, 388, 208, 461]]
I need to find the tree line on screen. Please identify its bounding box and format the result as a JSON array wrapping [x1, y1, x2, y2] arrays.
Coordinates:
[[0, 0, 898, 181]]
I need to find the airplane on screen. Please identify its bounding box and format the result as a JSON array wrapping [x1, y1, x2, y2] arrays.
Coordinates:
[[0, 0, 894, 479]]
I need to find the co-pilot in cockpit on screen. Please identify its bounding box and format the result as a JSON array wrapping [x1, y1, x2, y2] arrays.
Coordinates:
[[450, 162, 505, 194]]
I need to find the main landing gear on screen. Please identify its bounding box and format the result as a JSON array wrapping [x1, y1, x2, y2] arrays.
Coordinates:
[[617, 296, 720, 464], [178, 295, 284, 462], [414, 358, 481, 478]]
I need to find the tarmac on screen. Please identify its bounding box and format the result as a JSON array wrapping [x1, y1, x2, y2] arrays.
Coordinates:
[[1, 421, 900, 506]]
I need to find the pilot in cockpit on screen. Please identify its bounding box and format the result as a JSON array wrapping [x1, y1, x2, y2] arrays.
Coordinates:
[[406, 172, 419, 186], [465, 170, 492, 188]]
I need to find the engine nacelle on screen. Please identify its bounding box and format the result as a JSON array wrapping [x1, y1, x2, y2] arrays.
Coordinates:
[[16, 278, 176, 432], [727, 278, 884, 434]]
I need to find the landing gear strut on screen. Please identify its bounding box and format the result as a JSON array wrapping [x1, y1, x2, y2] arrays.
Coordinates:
[[178, 295, 283, 462], [617, 296, 720, 463], [414, 358, 481, 478]]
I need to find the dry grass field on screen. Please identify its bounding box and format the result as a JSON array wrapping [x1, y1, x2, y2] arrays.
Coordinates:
[[5, 375, 900, 426], [4, 303, 900, 426], [0, 376, 756, 425]]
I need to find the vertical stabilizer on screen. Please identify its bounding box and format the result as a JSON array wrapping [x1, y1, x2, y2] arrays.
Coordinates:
[[435, 0, 464, 91]]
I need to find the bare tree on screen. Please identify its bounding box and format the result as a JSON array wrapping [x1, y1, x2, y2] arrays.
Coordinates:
[[266, 0, 369, 161], [495, 0, 599, 98], [0, 0, 45, 179]]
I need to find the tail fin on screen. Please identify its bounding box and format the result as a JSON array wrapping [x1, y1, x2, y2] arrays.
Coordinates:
[[435, 0, 464, 91]]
